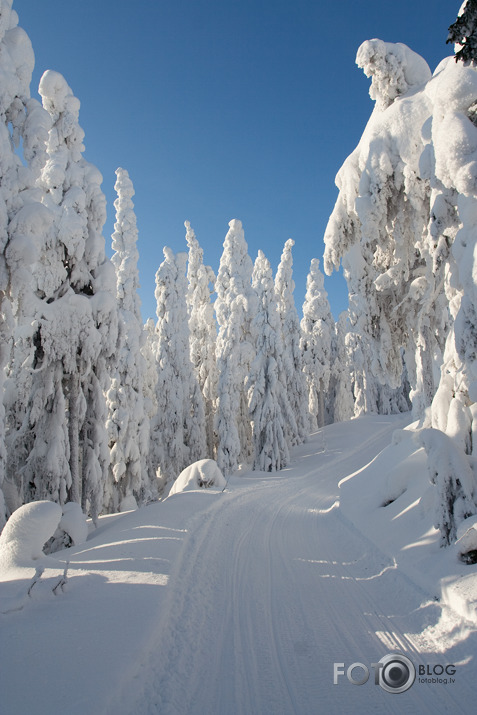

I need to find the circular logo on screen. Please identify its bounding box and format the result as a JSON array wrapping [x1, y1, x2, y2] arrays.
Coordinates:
[[378, 653, 416, 694]]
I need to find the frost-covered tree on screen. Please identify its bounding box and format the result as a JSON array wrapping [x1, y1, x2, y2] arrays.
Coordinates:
[[324, 40, 442, 418], [185, 221, 217, 458], [300, 259, 334, 430], [142, 317, 159, 487], [151, 248, 206, 488], [17, 70, 118, 519], [274, 239, 308, 445], [105, 168, 150, 511], [448, 0, 477, 65], [248, 251, 294, 471], [215, 220, 256, 475], [0, 1, 52, 524], [329, 311, 355, 423]]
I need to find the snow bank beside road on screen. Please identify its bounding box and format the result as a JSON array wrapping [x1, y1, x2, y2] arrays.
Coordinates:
[[339, 422, 477, 625]]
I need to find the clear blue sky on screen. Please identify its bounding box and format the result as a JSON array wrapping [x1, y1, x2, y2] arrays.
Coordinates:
[[17, 0, 456, 321]]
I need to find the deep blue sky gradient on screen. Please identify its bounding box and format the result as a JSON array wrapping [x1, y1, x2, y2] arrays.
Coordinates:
[[17, 0, 457, 320]]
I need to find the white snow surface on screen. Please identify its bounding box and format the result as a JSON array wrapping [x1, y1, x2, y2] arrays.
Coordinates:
[[1, 416, 477, 713]]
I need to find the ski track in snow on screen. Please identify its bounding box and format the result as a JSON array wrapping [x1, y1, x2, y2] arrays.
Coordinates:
[[106, 417, 477, 715]]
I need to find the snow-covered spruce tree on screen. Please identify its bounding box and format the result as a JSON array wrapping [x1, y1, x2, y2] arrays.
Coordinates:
[[21, 70, 118, 520], [0, 1, 52, 523], [105, 168, 150, 512], [142, 317, 159, 487], [215, 220, 256, 475], [324, 40, 445, 419], [274, 239, 308, 445], [329, 311, 355, 423], [247, 251, 294, 471], [416, 51, 477, 537], [185, 221, 218, 458], [448, 0, 477, 65], [150, 248, 206, 489], [300, 259, 334, 431]]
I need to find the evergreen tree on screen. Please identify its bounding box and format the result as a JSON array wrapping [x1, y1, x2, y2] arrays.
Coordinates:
[[151, 248, 206, 489], [248, 251, 293, 471], [275, 239, 308, 445], [23, 70, 118, 520], [300, 259, 334, 430], [324, 40, 439, 419], [105, 168, 150, 511], [215, 220, 256, 475], [0, 1, 52, 523], [185, 221, 218, 458], [448, 0, 477, 65], [329, 311, 355, 423]]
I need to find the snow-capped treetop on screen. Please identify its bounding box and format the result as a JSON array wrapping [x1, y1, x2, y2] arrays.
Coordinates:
[[215, 219, 255, 327], [356, 39, 431, 110], [0, 1, 34, 114], [111, 167, 142, 322]]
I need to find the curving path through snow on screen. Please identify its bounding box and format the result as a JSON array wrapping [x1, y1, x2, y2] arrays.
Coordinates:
[[108, 416, 477, 715]]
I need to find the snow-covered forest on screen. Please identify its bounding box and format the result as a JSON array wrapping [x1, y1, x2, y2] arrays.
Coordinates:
[[1, 0, 477, 566]]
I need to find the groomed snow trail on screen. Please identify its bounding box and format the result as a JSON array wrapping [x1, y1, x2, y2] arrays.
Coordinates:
[[109, 416, 477, 715]]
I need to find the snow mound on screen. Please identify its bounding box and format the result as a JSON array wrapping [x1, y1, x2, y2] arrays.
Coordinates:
[[169, 459, 226, 495], [0, 501, 61, 569]]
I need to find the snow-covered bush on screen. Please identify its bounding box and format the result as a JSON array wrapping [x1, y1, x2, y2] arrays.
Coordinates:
[[168, 459, 226, 495], [43, 501, 88, 554], [0, 501, 61, 568], [456, 515, 477, 563]]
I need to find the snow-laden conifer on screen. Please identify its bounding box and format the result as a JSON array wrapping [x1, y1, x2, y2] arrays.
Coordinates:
[[324, 40, 441, 418], [151, 248, 206, 489], [275, 239, 308, 445], [142, 318, 159, 487], [215, 220, 256, 475], [329, 312, 355, 423], [300, 259, 334, 431], [0, 1, 52, 524], [248, 251, 294, 471], [105, 168, 150, 511], [21, 70, 118, 519], [185, 221, 217, 458]]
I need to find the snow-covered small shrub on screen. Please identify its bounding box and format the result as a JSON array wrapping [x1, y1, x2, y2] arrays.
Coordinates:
[[456, 514, 477, 563], [44, 502, 88, 554], [169, 459, 226, 495], [0, 501, 61, 568]]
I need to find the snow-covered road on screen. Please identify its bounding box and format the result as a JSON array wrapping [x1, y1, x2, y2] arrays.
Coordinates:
[[107, 416, 477, 714], [2, 416, 476, 714]]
